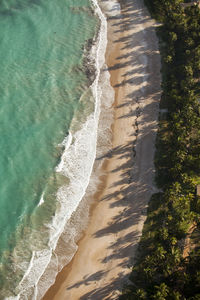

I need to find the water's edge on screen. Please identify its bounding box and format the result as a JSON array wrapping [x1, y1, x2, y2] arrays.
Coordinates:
[[10, 0, 116, 299]]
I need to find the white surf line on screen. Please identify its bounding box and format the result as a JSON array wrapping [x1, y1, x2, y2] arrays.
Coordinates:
[[16, 2, 109, 299]]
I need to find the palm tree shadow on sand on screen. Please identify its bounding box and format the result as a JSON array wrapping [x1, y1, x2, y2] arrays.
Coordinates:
[[63, 0, 161, 298]]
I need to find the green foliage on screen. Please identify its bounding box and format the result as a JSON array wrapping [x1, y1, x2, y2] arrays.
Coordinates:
[[121, 1, 200, 299], [152, 283, 169, 299]]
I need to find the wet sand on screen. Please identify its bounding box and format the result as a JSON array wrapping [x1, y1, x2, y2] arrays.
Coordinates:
[[43, 0, 161, 298]]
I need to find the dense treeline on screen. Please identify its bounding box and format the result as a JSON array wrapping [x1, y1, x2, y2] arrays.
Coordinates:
[[121, 1, 200, 299]]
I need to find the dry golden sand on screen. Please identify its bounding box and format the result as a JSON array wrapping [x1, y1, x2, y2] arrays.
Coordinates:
[[43, 0, 161, 298]]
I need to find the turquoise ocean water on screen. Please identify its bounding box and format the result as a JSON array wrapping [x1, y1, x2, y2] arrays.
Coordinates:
[[0, 0, 99, 297]]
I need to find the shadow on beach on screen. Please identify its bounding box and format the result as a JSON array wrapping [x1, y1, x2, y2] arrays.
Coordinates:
[[64, 0, 161, 298], [43, 0, 161, 299]]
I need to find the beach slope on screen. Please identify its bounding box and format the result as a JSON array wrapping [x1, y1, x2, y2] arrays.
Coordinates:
[[43, 0, 161, 298]]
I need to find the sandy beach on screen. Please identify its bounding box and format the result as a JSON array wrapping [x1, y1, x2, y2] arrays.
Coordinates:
[[43, 0, 161, 299]]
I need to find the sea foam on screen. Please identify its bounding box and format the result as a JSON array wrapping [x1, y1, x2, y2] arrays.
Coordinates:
[[11, 0, 115, 299]]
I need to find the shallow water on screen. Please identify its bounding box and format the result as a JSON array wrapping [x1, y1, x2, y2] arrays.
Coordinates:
[[0, 0, 98, 297]]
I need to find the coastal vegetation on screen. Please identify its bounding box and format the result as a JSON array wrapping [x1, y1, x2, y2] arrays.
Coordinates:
[[121, 0, 200, 299]]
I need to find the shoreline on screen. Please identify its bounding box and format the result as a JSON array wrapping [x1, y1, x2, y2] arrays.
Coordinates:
[[14, 2, 110, 298], [43, 0, 161, 298]]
